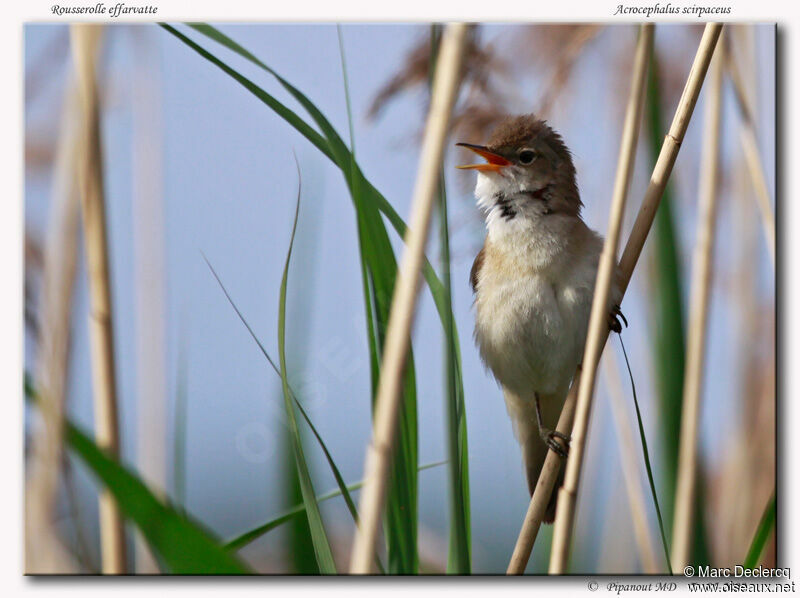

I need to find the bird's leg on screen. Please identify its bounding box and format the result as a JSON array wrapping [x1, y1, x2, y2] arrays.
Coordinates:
[[534, 392, 570, 458], [608, 304, 628, 334]]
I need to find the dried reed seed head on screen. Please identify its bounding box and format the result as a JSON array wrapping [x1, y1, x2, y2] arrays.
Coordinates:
[[451, 102, 510, 142], [516, 24, 599, 60], [367, 27, 508, 120]]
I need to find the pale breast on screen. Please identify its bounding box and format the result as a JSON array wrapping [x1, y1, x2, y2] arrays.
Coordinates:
[[473, 233, 601, 399], [475, 279, 590, 399]]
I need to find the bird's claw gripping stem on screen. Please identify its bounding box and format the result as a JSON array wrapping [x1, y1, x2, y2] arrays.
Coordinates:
[[535, 391, 571, 458], [541, 428, 570, 458], [609, 304, 628, 334]]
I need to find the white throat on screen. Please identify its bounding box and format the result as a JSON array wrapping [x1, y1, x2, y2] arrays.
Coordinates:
[[474, 172, 574, 273]]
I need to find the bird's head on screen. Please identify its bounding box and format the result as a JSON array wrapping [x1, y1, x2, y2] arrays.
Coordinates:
[[457, 115, 582, 221]]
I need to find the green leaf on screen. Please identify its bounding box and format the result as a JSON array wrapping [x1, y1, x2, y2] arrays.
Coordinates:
[[281, 172, 324, 575], [26, 378, 250, 574], [743, 493, 776, 569], [619, 335, 672, 575], [226, 480, 367, 553], [225, 461, 446, 552], [185, 22, 416, 571], [159, 23, 474, 572], [203, 257, 362, 538], [276, 169, 337, 573], [165, 23, 461, 357], [204, 255, 386, 573], [439, 172, 471, 574], [68, 421, 250, 574]]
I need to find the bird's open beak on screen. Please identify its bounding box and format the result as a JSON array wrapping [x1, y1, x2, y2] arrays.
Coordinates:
[[455, 143, 511, 172]]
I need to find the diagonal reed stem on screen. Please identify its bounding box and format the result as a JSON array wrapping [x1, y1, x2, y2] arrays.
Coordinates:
[[548, 22, 660, 574], [348, 23, 469, 574], [548, 22, 723, 574], [70, 24, 127, 574], [670, 35, 724, 570], [508, 22, 724, 574], [507, 23, 653, 574]]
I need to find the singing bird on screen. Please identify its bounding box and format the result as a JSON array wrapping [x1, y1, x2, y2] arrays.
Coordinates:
[[457, 115, 624, 521]]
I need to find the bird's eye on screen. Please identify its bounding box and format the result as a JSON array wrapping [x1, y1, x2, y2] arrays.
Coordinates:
[[518, 150, 536, 164]]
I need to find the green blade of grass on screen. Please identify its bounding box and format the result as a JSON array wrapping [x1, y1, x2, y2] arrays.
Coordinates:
[[619, 335, 673, 575], [162, 23, 464, 410], [284, 420, 320, 573], [276, 171, 336, 573], [165, 23, 462, 353], [321, 24, 416, 572], [160, 25, 332, 159], [226, 481, 366, 553], [25, 380, 250, 574], [204, 255, 387, 573], [335, 29, 417, 572], [645, 42, 686, 525], [428, 23, 471, 574], [282, 165, 324, 574], [743, 493, 776, 569], [438, 173, 471, 574], [160, 23, 484, 571], [202, 257, 362, 533], [225, 461, 446, 552]]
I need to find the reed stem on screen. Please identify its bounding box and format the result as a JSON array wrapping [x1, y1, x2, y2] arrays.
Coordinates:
[[348, 23, 468, 574], [548, 23, 656, 574], [724, 46, 775, 265], [130, 27, 168, 573], [26, 84, 82, 574], [70, 24, 127, 574], [508, 22, 723, 574], [507, 24, 653, 574], [670, 35, 724, 570]]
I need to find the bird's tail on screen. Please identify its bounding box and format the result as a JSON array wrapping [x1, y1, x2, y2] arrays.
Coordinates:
[[503, 387, 567, 523]]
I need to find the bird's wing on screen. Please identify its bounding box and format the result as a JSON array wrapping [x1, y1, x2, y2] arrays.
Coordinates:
[[470, 245, 485, 293]]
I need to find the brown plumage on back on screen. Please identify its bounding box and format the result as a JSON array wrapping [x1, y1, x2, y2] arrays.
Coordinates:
[[470, 246, 485, 293]]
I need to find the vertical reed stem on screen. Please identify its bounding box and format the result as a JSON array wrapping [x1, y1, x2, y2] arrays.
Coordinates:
[[671, 33, 724, 570], [507, 373, 579, 573], [130, 27, 167, 573], [548, 23, 656, 574], [348, 23, 468, 574], [70, 24, 127, 574], [508, 23, 723, 575], [616, 24, 722, 282], [26, 84, 82, 574], [507, 25, 653, 573], [724, 47, 775, 265], [549, 22, 722, 574]]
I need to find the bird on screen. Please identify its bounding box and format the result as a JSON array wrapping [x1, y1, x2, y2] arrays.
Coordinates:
[[457, 114, 624, 522]]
